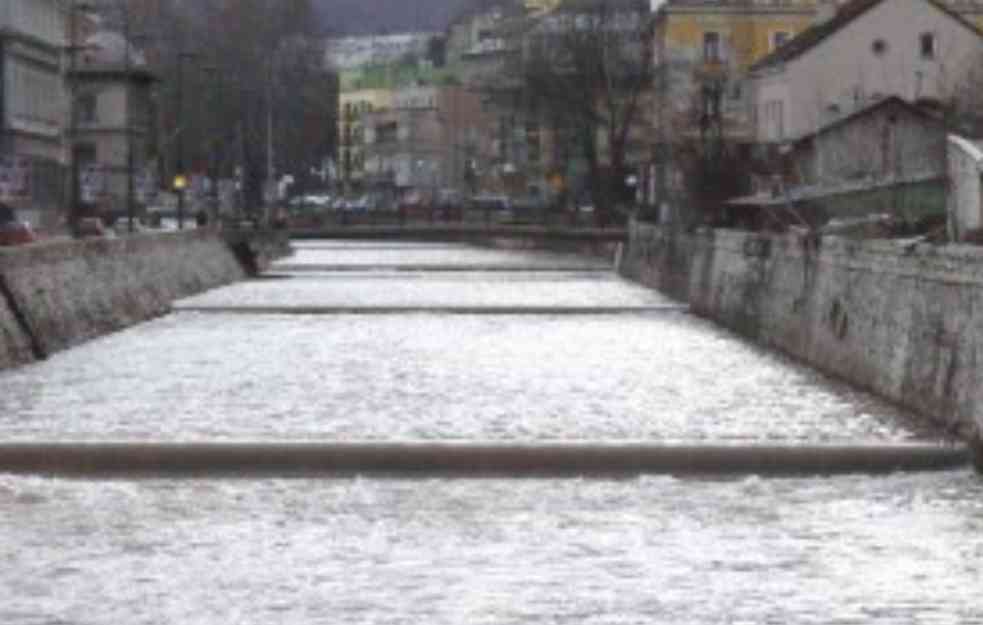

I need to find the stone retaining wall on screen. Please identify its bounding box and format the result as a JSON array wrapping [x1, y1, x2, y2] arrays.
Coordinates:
[[0, 230, 245, 370], [620, 220, 983, 442]]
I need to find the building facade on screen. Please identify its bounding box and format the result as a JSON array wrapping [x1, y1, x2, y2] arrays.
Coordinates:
[[749, 0, 983, 144], [325, 32, 439, 71], [361, 85, 491, 197], [338, 88, 394, 189], [0, 0, 69, 229], [69, 30, 158, 223], [652, 0, 817, 144]]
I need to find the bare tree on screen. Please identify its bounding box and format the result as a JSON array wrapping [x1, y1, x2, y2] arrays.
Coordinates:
[[518, 0, 653, 226], [99, 0, 337, 210]]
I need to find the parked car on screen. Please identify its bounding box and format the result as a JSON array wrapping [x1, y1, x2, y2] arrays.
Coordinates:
[[511, 194, 549, 222], [0, 220, 37, 246], [435, 189, 463, 221], [348, 195, 372, 213], [398, 190, 433, 219], [77, 217, 115, 238], [0, 203, 37, 246], [469, 195, 513, 222]]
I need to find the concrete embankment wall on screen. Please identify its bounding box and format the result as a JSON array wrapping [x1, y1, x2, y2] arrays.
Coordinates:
[[0, 230, 246, 370], [619, 220, 983, 442]]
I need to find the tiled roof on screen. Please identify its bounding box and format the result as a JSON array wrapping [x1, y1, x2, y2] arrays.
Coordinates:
[[750, 0, 983, 72]]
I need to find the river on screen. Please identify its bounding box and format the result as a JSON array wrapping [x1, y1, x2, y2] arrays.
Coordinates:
[[1, 240, 979, 624]]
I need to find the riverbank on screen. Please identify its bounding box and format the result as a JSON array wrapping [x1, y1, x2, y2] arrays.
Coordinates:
[[618, 220, 983, 462], [0, 229, 287, 371]]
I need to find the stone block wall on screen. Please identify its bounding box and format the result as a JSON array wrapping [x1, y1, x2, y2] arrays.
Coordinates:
[[0, 230, 246, 370], [620, 220, 983, 440], [0, 282, 36, 370]]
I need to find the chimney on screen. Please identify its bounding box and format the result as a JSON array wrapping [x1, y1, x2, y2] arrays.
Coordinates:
[[815, 0, 838, 25]]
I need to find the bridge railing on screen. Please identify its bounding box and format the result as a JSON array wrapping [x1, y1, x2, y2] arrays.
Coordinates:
[[285, 205, 628, 230]]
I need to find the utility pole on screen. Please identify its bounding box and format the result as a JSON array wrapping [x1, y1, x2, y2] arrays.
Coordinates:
[[201, 65, 219, 224], [267, 57, 275, 225], [175, 51, 197, 229], [67, 2, 83, 237], [123, 1, 135, 233]]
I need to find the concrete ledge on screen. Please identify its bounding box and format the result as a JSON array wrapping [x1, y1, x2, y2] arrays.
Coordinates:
[[273, 264, 611, 273], [0, 441, 968, 478], [289, 225, 628, 242], [171, 305, 688, 316]]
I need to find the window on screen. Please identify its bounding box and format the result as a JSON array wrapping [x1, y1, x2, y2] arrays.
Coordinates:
[[771, 31, 791, 51], [703, 32, 721, 62], [74, 143, 97, 167], [76, 93, 97, 124], [762, 100, 785, 141], [920, 32, 936, 59]]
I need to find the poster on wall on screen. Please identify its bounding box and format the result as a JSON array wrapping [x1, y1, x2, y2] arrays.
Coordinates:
[[136, 168, 158, 204], [0, 156, 32, 202], [80, 164, 107, 204]]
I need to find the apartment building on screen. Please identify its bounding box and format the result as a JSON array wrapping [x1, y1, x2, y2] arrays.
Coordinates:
[[338, 88, 395, 189], [0, 0, 69, 227], [361, 85, 490, 195]]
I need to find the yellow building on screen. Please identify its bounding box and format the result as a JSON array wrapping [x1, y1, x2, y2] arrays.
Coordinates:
[[654, 0, 820, 143], [338, 89, 393, 188], [524, 0, 562, 15]]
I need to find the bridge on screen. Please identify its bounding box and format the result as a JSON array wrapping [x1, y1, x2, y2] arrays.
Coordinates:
[[288, 223, 628, 243]]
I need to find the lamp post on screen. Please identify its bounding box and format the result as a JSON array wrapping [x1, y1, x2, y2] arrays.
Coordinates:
[[122, 3, 135, 233], [201, 65, 220, 226], [174, 50, 198, 229], [67, 1, 88, 237]]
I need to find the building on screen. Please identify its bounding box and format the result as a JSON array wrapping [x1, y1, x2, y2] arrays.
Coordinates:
[[69, 29, 159, 223], [338, 88, 395, 190], [325, 32, 439, 71], [332, 31, 459, 192], [0, 0, 70, 229], [725, 96, 949, 229], [524, 0, 563, 15], [361, 85, 491, 199], [445, 1, 526, 87], [647, 0, 821, 218], [748, 0, 983, 145], [652, 0, 817, 143]]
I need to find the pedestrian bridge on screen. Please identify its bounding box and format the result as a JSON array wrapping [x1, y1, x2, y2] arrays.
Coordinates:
[[288, 224, 628, 243]]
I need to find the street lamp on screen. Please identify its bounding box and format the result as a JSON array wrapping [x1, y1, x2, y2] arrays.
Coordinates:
[[66, 1, 92, 237], [174, 50, 199, 229], [200, 64, 220, 225]]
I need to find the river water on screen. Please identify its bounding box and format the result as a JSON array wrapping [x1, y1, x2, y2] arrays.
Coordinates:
[[1, 240, 980, 624]]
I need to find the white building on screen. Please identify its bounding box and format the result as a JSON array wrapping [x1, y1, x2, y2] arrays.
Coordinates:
[[325, 32, 437, 70], [0, 0, 69, 228], [749, 0, 983, 144]]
